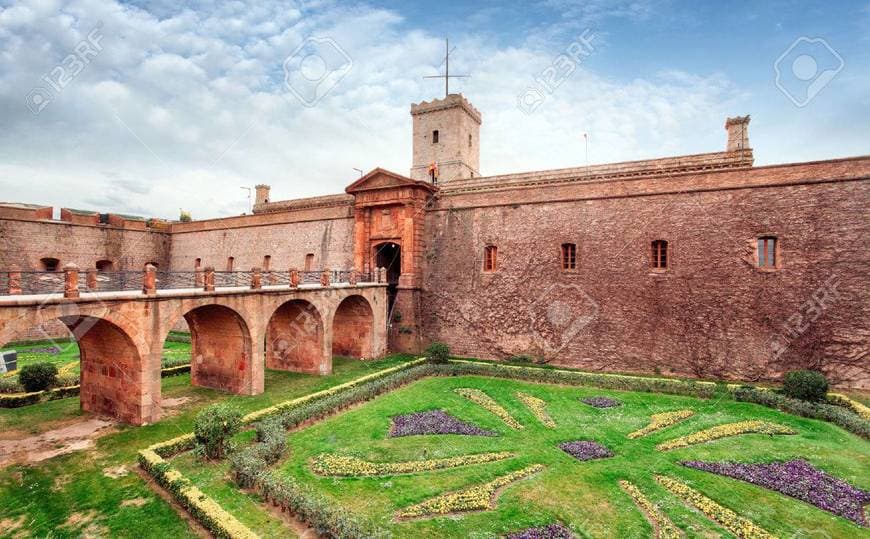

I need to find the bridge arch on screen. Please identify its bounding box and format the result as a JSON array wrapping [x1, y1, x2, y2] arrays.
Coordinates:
[[183, 304, 252, 394], [332, 295, 375, 359], [265, 299, 325, 374]]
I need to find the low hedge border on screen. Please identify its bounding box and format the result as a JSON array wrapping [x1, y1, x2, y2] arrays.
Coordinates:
[[138, 357, 869, 538], [0, 364, 192, 409]]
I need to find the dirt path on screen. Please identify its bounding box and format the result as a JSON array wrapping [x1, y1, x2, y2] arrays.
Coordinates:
[[0, 417, 116, 468]]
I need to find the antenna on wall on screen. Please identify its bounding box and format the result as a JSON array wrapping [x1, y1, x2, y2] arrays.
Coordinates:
[[423, 38, 470, 97]]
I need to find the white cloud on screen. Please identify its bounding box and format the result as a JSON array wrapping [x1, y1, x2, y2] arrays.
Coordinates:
[[0, 0, 864, 221]]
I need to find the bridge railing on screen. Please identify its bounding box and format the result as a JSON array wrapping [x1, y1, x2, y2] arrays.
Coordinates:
[[0, 265, 386, 297]]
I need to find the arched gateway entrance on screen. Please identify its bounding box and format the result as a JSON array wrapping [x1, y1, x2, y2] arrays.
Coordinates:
[[374, 242, 401, 310]]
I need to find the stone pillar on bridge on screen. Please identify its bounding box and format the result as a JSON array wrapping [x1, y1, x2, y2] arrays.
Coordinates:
[[86, 268, 98, 291], [250, 267, 262, 290], [63, 263, 80, 299], [203, 267, 215, 292], [143, 264, 157, 296], [7, 266, 21, 295], [320, 268, 331, 287], [289, 269, 299, 288]]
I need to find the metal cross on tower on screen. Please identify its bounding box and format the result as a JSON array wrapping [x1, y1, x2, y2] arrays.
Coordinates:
[[423, 38, 469, 97]]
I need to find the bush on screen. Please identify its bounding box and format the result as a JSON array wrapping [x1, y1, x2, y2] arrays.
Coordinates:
[[194, 403, 242, 459], [783, 370, 828, 402], [18, 362, 58, 392], [425, 342, 450, 364], [508, 354, 535, 364], [0, 377, 24, 394]]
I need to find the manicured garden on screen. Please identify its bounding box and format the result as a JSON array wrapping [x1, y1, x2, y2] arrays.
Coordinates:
[[147, 360, 870, 539]]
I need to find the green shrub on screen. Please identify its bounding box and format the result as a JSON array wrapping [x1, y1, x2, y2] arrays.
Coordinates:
[[18, 362, 58, 392], [0, 377, 24, 394], [783, 370, 828, 402], [733, 386, 869, 439], [508, 354, 535, 364], [425, 342, 450, 364], [194, 403, 242, 459]]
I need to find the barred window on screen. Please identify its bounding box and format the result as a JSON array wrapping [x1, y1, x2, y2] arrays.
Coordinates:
[[561, 243, 577, 270], [483, 245, 498, 272], [651, 240, 668, 269], [757, 236, 777, 267]]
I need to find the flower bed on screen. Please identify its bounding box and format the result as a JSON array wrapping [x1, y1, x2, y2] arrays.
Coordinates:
[[310, 451, 514, 477], [389, 409, 496, 437], [618, 480, 682, 539], [395, 464, 545, 519], [656, 421, 796, 451], [655, 475, 775, 539], [827, 393, 870, 420], [558, 440, 613, 462], [516, 391, 556, 428], [455, 387, 523, 429], [581, 396, 622, 408], [628, 410, 694, 439], [681, 459, 870, 526], [506, 523, 575, 538]]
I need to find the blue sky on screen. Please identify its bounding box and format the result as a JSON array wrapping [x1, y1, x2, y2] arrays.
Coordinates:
[[0, 0, 867, 219]]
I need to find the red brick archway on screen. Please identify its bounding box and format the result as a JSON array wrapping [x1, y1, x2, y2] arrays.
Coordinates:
[[62, 316, 145, 424], [332, 295, 374, 359], [184, 305, 251, 394], [265, 299, 324, 374]]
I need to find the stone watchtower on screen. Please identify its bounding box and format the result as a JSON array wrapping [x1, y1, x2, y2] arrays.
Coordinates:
[[410, 94, 481, 184]]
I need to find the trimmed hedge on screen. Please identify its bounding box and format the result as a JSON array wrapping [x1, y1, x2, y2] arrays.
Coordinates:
[[783, 369, 829, 402], [732, 386, 870, 439], [424, 342, 450, 364], [443, 360, 719, 398], [19, 362, 58, 392]]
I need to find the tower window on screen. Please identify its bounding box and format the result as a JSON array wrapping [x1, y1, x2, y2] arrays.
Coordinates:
[[757, 236, 777, 268], [561, 243, 577, 270], [226, 257, 234, 271], [483, 245, 498, 272], [263, 255, 271, 271], [651, 240, 668, 270], [304, 253, 315, 271], [468, 133, 472, 148], [432, 130, 439, 143]]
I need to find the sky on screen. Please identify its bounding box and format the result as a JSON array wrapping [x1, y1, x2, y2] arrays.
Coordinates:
[[0, 0, 868, 219]]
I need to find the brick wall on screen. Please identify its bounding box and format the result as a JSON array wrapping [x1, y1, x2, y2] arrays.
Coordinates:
[[422, 158, 870, 388]]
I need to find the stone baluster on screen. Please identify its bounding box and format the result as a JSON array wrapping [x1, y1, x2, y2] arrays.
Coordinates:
[[203, 267, 215, 292], [348, 270, 358, 286], [143, 264, 157, 296], [289, 269, 299, 288], [320, 267, 331, 287], [7, 266, 21, 295], [86, 268, 98, 291], [63, 263, 80, 299], [250, 267, 262, 290]]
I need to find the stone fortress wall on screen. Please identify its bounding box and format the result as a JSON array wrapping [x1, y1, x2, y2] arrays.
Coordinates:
[[1, 95, 867, 387]]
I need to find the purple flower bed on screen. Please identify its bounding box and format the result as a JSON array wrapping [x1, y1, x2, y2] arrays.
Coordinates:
[[682, 459, 870, 526], [388, 410, 496, 438], [506, 523, 574, 539], [559, 440, 614, 461], [581, 396, 622, 408]]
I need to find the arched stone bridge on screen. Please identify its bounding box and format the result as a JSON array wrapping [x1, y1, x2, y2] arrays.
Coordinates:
[[0, 281, 388, 425]]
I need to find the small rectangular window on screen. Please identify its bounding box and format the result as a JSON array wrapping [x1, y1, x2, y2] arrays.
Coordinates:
[[432, 130, 439, 143], [226, 257, 234, 271], [304, 253, 315, 272], [651, 240, 668, 269], [483, 245, 497, 272], [758, 237, 777, 267], [561, 243, 576, 270], [263, 255, 271, 271]]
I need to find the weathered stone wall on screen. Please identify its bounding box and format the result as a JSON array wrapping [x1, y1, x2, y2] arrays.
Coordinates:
[[422, 157, 870, 388], [0, 216, 170, 271]]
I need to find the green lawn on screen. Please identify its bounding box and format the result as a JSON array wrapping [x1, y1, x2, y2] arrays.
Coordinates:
[[256, 375, 869, 538], [0, 355, 414, 538]]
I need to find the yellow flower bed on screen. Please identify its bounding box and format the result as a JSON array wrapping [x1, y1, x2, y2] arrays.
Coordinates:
[[828, 393, 870, 420], [455, 388, 523, 429], [396, 464, 544, 519], [656, 420, 796, 451], [618, 480, 682, 539], [628, 410, 694, 439], [516, 392, 556, 428], [58, 360, 78, 376], [655, 476, 775, 539], [243, 358, 427, 423], [311, 451, 514, 477]]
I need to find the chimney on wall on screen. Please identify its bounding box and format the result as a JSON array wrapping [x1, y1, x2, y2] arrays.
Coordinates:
[[725, 115, 751, 152], [254, 184, 271, 206]]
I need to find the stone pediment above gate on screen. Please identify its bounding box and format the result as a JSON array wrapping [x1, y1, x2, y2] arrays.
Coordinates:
[[345, 168, 436, 207]]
